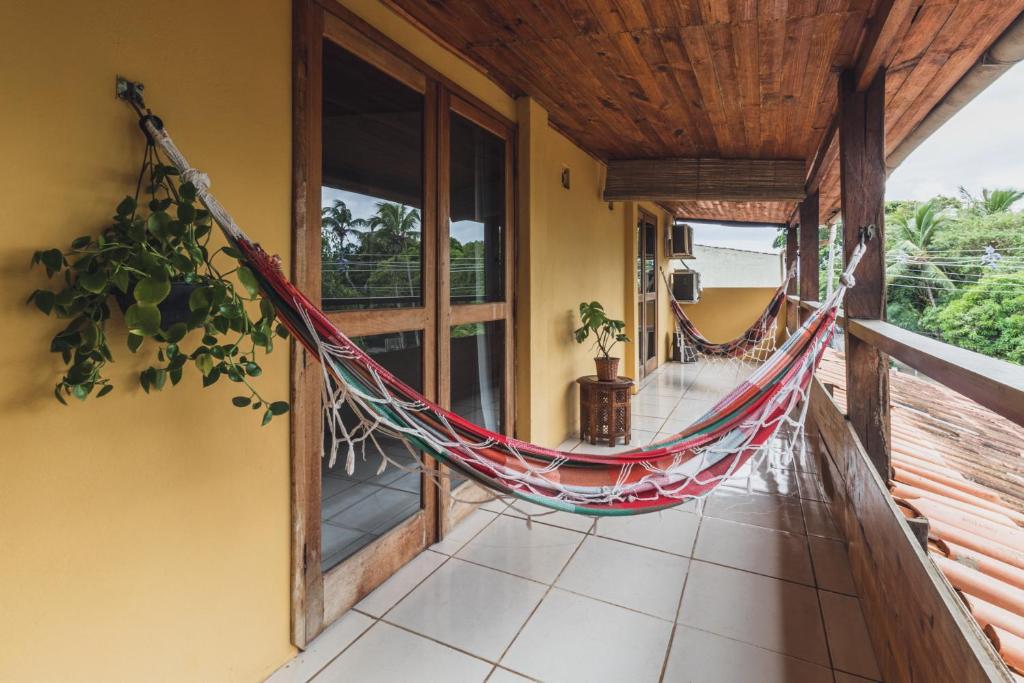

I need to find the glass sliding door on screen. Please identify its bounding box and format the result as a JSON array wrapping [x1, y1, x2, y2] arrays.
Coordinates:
[[293, 1, 515, 645]]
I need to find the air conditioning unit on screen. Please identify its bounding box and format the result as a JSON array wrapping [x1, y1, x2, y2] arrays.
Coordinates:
[[668, 222, 695, 259], [671, 270, 701, 304]]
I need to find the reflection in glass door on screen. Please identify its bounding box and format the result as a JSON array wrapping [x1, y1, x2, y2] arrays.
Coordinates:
[[637, 211, 658, 378]]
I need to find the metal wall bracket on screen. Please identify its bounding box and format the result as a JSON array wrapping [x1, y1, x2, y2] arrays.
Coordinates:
[[115, 76, 146, 107]]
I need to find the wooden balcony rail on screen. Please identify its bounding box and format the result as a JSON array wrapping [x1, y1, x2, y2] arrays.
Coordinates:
[[790, 295, 1024, 428]]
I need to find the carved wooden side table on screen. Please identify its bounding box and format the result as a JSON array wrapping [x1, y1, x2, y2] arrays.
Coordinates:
[[576, 375, 634, 446]]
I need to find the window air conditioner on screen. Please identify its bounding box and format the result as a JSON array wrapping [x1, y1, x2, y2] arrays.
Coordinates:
[[668, 222, 695, 259], [671, 270, 701, 304]]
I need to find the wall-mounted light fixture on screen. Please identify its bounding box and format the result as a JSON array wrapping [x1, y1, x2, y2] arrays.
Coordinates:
[[560, 166, 571, 190]]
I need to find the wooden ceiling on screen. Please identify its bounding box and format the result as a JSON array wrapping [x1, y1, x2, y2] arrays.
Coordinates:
[[381, 0, 1023, 223]]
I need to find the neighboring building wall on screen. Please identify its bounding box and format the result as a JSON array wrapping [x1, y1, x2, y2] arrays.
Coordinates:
[[0, 2, 295, 681], [0, 0, 647, 679], [674, 245, 786, 346]]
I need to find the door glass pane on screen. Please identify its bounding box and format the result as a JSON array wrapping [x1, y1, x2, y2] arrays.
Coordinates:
[[321, 331, 423, 571], [450, 321, 505, 431], [644, 300, 657, 363], [321, 41, 424, 311], [449, 113, 505, 304], [448, 321, 504, 490], [643, 220, 656, 294]]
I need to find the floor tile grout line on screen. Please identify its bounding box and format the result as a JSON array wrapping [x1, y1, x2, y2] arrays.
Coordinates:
[[490, 520, 592, 676], [303, 511, 505, 681], [657, 504, 704, 682], [801, 476, 840, 678]]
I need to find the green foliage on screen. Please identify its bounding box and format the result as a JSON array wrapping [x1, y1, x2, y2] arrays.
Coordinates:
[[574, 301, 629, 359], [922, 272, 1024, 364], [27, 147, 288, 422]]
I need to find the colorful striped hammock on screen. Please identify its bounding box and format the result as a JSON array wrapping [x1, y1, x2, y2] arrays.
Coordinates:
[[662, 265, 794, 358], [129, 101, 868, 517]]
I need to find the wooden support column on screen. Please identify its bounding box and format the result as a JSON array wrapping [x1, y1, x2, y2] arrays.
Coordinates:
[[799, 191, 820, 322], [839, 68, 891, 478], [785, 223, 798, 332]]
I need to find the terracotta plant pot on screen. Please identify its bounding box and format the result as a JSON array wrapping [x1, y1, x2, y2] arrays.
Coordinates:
[[595, 357, 620, 381]]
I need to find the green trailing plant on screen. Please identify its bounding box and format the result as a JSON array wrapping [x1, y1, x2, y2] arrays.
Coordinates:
[[574, 301, 629, 358], [27, 144, 289, 424]]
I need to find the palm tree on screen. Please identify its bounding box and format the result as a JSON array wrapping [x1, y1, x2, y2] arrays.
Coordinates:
[[958, 186, 1024, 215], [321, 199, 362, 251], [364, 202, 421, 254], [887, 198, 954, 306], [981, 188, 1024, 214]]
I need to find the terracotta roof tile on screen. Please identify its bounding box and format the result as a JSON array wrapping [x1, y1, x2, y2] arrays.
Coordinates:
[[817, 348, 1024, 673]]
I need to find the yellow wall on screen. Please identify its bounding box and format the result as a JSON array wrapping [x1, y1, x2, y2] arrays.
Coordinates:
[[678, 287, 786, 345], [515, 101, 630, 446], [0, 2, 294, 681]]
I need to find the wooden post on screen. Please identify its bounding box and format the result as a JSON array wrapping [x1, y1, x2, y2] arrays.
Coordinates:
[[785, 223, 798, 332], [839, 68, 890, 478], [799, 191, 820, 322]]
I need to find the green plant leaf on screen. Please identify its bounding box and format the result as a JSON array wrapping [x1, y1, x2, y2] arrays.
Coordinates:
[[195, 353, 214, 377], [78, 271, 107, 294], [116, 196, 136, 217], [153, 369, 167, 391], [53, 385, 68, 405], [188, 287, 210, 312], [269, 401, 289, 415], [237, 266, 260, 297], [71, 235, 92, 250], [261, 408, 273, 426], [134, 273, 170, 305], [232, 396, 251, 407], [127, 333, 144, 353], [41, 249, 63, 275], [147, 211, 171, 237], [111, 269, 130, 294], [164, 322, 188, 344], [125, 303, 161, 336], [177, 202, 196, 223], [96, 384, 114, 398], [202, 368, 221, 387], [32, 290, 55, 315]]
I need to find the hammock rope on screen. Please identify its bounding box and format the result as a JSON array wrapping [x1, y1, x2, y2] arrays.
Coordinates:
[[120, 90, 871, 517], [661, 263, 795, 362]]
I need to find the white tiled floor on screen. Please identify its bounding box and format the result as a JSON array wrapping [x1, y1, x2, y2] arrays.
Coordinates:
[[267, 360, 882, 683]]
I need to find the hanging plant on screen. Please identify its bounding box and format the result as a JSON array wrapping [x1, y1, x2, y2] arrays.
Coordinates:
[[27, 142, 288, 424]]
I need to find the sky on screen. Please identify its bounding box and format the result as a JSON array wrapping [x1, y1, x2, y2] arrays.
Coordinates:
[[692, 62, 1024, 252]]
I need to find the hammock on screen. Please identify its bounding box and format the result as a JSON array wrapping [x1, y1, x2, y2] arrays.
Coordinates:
[[122, 92, 869, 517], [661, 265, 795, 360]]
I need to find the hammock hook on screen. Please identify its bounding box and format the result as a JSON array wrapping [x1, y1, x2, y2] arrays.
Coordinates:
[[115, 76, 163, 144]]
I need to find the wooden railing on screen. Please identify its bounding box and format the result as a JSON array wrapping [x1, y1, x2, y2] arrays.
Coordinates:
[[787, 294, 1024, 428]]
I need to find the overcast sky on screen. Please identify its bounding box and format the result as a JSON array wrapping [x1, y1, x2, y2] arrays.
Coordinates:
[[693, 62, 1024, 252]]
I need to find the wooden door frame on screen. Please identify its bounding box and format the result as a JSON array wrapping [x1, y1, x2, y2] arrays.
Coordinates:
[[290, 0, 516, 647], [637, 209, 658, 378]]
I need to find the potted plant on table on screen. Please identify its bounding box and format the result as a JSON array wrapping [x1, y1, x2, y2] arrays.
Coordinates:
[[574, 301, 630, 381], [26, 144, 288, 424]]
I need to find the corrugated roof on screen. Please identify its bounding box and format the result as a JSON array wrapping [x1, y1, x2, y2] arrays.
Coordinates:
[[816, 349, 1024, 675]]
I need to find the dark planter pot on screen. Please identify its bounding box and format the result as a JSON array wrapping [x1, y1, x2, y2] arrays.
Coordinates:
[[113, 281, 202, 329], [595, 357, 620, 382]]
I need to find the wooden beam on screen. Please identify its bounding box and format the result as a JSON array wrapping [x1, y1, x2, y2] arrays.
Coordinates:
[[807, 379, 1011, 683], [839, 68, 891, 478], [602, 158, 806, 202], [798, 190, 820, 322], [805, 119, 837, 195], [846, 318, 1024, 428], [854, 0, 921, 92]]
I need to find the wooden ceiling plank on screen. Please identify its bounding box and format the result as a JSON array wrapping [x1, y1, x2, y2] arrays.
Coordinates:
[[855, 0, 922, 91]]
